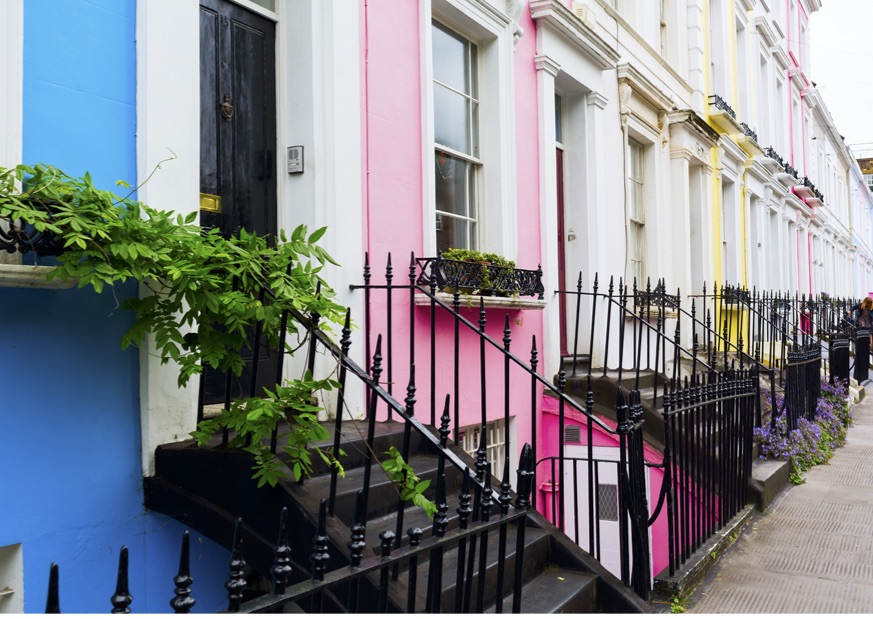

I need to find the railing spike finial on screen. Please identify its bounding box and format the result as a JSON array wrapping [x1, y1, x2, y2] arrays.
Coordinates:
[[224, 519, 246, 613], [515, 443, 534, 510], [593, 271, 599, 294], [481, 463, 494, 522], [111, 546, 133, 614], [475, 425, 488, 482], [405, 362, 417, 411], [45, 563, 60, 614], [479, 296, 486, 332], [503, 314, 511, 350], [499, 455, 512, 515], [530, 334, 538, 368], [457, 468, 473, 527], [434, 474, 449, 538], [439, 394, 451, 448], [349, 491, 367, 568], [379, 530, 396, 558], [311, 499, 330, 582], [170, 531, 195, 614], [271, 507, 293, 594]]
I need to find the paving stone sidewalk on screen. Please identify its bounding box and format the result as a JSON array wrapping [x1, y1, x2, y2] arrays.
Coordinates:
[[687, 392, 873, 614]]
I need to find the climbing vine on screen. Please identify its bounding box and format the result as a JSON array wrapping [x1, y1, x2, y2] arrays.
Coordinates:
[[0, 163, 347, 485]]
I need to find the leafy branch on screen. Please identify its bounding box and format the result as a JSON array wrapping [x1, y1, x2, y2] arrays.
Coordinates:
[[381, 446, 437, 519], [0, 163, 348, 486]]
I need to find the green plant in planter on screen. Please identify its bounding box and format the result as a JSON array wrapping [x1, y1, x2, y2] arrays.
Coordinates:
[[0, 163, 349, 485], [439, 247, 517, 296]]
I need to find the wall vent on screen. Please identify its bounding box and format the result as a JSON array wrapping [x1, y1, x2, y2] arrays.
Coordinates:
[[564, 424, 581, 444], [571, 2, 597, 29]]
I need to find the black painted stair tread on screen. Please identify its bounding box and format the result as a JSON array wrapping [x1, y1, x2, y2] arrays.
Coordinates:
[[485, 566, 598, 614]]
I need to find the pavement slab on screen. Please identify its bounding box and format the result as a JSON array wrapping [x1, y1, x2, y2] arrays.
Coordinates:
[[687, 391, 873, 614]]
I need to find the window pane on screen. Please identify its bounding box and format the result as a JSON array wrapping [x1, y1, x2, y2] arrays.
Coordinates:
[[597, 484, 619, 521], [555, 94, 563, 143], [432, 23, 469, 93], [434, 84, 472, 154], [436, 215, 474, 252], [435, 152, 476, 215]]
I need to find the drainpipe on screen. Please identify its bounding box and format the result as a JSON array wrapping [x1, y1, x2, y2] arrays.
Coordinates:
[[363, 0, 371, 255]]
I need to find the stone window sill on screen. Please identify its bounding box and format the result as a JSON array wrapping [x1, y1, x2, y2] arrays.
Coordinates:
[[414, 291, 546, 310], [0, 264, 76, 289]]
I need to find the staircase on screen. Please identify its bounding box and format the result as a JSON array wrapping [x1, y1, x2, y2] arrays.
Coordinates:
[[144, 419, 652, 613]]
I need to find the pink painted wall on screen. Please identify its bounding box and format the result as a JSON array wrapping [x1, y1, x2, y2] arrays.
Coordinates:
[[358, 1, 545, 462]]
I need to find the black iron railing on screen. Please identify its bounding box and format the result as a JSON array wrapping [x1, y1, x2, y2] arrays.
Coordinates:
[[708, 94, 737, 119], [353, 254, 653, 600], [661, 367, 756, 574], [0, 199, 65, 257], [36, 449, 535, 614]]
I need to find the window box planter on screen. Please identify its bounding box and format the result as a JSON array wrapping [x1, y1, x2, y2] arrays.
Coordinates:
[[415, 253, 545, 301]]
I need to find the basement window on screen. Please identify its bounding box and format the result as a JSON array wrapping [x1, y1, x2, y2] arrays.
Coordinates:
[[597, 484, 619, 522], [458, 419, 507, 480]]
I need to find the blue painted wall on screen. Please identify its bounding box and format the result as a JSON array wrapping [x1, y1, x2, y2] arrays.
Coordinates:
[[0, 0, 227, 612]]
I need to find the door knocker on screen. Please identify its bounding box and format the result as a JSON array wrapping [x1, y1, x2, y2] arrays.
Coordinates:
[[221, 95, 234, 121]]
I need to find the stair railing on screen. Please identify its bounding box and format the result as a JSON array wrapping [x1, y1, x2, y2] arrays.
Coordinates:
[[351, 254, 655, 600], [36, 445, 536, 613]]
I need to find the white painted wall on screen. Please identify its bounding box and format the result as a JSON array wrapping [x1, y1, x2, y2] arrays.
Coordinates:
[[136, 0, 201, 476], [0, 0, 23, 268]]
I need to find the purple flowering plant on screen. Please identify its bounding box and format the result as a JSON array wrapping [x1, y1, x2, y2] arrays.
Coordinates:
[[753, 378, 853, 483]]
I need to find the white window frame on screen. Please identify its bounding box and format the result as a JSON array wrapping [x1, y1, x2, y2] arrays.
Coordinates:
[[422, 0, 517, 259], [628, 139, 647, 286], [432, 20, 481, 251], [0, 0, 22, 171], [458, 418, 508, 480]]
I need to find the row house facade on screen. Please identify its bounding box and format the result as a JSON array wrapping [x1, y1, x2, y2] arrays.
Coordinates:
[[1, 0, 870, 612]]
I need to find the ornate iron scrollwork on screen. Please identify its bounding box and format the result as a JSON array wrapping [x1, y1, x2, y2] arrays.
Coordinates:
[[0, 199, 65, 258], [415, 255, 544, 299]]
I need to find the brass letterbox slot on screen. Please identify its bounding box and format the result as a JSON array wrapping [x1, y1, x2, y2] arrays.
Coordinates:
[[200, 193, 222, 213]]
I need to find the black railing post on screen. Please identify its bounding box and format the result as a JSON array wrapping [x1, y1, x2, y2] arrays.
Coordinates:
[[348, 491, 366, 612], [110, 547, 133, 614], [529, 335, 538, 510], [407, 528, 423, 613], [377, 531, 395, 613], [328, 309, 353, 516], [224, 520, 246, 613], [271, 507, 292, 595], [512, 443, 534, 614], [503, 314, 512, 462], [361, 335, 384, 518], [454, 468, 473, 613], [45, 563, 60, 614], [170, 532, 195, 614], [495, 456, 512, 613], [426, 474, 448, 613], [385, 253, 394, 419], [309, 499, 329, 613]]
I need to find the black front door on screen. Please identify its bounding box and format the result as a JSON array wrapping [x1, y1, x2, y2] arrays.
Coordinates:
[[200, 0, 278, 404], [200, 0, 277, 238]]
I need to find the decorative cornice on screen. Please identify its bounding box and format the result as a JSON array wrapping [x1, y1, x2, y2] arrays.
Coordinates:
[[616, 63, 674, 112], [754, 16, 777, 48], [534, 53, 561, 77], [587, 90, 609, 110], [771, 45, 790, 71], [668, 109, 721, 142], [529, 0, 620, 70]]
